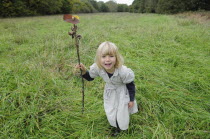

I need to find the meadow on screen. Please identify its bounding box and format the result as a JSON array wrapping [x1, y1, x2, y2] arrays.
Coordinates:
[[0, 13, 210, 138]]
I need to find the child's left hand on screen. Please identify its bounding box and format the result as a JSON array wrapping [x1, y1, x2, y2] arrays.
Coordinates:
[[128, 101, 134, 108]]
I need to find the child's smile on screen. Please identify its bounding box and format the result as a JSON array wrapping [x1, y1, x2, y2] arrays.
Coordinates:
[[101, 54, 116, 73]]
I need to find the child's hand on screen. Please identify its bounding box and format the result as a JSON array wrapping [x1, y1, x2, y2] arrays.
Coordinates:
[[75, 63, 87, 75], [128, 101, 134, 108]]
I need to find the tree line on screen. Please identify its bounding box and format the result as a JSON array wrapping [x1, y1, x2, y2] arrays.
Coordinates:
[[131, 0, 210, 14], [0, 0, 129, 17], [0, 0, 209, 17]]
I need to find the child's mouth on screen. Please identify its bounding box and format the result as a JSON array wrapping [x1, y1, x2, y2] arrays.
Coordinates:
[[105, 63, 112, 66]]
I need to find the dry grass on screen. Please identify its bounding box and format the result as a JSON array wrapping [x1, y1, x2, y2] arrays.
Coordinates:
[[175, 11, 210, 24]]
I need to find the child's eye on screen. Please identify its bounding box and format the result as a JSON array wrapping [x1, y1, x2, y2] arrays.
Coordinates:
[[110, 55, 114, 57], [102, 55, 106, 58]]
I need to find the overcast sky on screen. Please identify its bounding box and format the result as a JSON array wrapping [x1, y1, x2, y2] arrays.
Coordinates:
[[96, 0, 134, 6]]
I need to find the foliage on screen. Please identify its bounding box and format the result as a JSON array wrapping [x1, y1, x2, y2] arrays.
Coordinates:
[[131, 0, 210, 14], [0, 0, 130, 17], [75, 0, 95, 13], [61, 0, 73, 14], [0, 0, 209, 17], [117, 4, 129, 12], [89, 0, 100, 12], [106, 0, 118, 12], [0, 13, 210, 138], [100, 2, 109, 12]]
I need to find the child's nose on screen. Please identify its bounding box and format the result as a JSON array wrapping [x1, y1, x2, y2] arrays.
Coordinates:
[[105, 56, 110, 61]]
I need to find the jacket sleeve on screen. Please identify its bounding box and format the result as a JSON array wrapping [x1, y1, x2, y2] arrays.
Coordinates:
[[119, 65, 135, 84], [126, 81, 135, 101], [89, 63, 100, 78], [82, 71, 94, 81]]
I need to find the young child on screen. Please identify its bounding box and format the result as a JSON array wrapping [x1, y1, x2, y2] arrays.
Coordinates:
[[76, 41, 138, 136]]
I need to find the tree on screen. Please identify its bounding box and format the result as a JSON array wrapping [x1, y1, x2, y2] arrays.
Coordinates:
[[157, 0, 185, 14], [0, 0, 15, 17], [61, 0, 73, 14], [117, 4, 129, 12], [131, 0, 146, 13], [36, 0, 63, 15], [144, 0, 158, 13], [100, 3, 109, 12], [106, 0, 118, 12], [130, 0, 209, 14], [129, 0, 140, 13], [0, 0, 36, 17], [89, 0, 100, 12], [139, 0, 146, 13], [71, 0, 97, 13]]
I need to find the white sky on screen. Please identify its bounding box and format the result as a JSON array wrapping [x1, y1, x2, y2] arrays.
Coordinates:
[[96, 0, 134, 6]]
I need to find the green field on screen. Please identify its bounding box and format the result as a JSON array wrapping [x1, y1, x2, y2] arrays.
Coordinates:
[[0, 13, 210, 138]]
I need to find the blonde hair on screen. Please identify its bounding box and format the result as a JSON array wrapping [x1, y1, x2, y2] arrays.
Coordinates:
[[95, 41, 124, 69]]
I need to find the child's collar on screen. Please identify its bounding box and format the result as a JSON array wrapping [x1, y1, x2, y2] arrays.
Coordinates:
[[101, 68, 119, 77]]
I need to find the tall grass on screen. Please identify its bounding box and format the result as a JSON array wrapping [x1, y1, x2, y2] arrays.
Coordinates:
[[0, 13, 210, 138]]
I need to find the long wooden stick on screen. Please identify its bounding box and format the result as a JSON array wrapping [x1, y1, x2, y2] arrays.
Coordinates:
[[69, 24, 84, 113]]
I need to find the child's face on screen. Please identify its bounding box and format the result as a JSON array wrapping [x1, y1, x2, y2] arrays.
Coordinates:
[[100, 54, 116, 73]]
